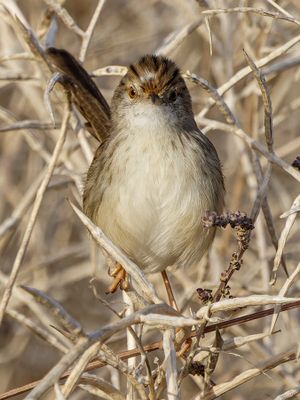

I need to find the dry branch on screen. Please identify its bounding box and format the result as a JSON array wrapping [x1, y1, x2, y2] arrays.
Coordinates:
[[2, 301, 300, 400]]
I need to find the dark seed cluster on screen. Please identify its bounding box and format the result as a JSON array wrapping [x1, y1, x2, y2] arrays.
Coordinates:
[[292, 156, 300, 170], [202, 211, 254, 231]]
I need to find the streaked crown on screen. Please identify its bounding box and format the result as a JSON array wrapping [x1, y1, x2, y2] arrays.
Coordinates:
[[127, 55, 181, 95]]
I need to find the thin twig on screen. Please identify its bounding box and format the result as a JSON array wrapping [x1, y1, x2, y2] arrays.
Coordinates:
[[273, 385, 300, 400], [79, 0, 106, 62], [156, 18, 203, 55], [0, 120, 57, 132], [197, 33, 300, 119], [270, 263, 300, 333], [0, 105, 71, 326], [271, 194, 300, 284], [62, 342, 102, 397], [200, 7, 300, 26], [198, 117, 300, 183], [20, 286, 84, 337], [6, 308, 68, 353], [201, 349, 297, 400], [43, 0, 84, 37]]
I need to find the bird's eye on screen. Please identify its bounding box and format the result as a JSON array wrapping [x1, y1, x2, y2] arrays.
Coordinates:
[[128, 87, 137, 99], [168, 90, 177, 102]]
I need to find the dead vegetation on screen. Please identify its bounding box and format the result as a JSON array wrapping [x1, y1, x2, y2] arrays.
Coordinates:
[[0, 1, 300, 399]]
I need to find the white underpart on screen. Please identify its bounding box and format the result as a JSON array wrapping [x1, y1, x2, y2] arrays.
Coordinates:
[[97, 103, 215, 272]]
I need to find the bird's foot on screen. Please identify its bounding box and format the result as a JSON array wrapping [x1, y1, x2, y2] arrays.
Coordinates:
[[106, 263, 129, 294]]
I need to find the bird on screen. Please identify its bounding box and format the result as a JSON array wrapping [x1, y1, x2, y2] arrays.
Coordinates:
[[46, 48, 224, 296], [81, 54, 225, 294]]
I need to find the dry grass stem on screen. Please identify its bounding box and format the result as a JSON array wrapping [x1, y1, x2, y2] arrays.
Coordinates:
[[54, 383, 66, 400], [196, 295, 299, 319], [79, 373, 125, 400], [200, 7, 300, 26], [273, 385, 300, 400], [43, 0, 84, 37], [0, 106, 71, 325], [20, 285, 83, 337], [270, 262, 300, 333], [272, 194, 300, 283], [79, 0, 106, 62], [6, 308, 68, 353], [201, 349, 297, 400], [62, 341, 102, 397], [199, 117, 300, 182], [163, 329, 179, 400], [197, 33, 300, 119]]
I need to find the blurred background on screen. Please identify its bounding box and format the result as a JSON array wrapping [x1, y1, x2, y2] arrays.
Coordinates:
[[1, 0, 300, 399]]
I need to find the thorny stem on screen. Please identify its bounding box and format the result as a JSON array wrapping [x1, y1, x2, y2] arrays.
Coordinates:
[[202, 211, 254, 303], [179, 212, 255, 388]]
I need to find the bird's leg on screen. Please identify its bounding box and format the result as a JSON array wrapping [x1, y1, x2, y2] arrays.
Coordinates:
[[161, 270, 179, 312], [161, 271, 194, 356], [177, 336, 193, 358], [106, 263, 129, 294]]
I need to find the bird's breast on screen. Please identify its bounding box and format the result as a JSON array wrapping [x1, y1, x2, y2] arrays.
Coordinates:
[[92, 124, 219, 272]]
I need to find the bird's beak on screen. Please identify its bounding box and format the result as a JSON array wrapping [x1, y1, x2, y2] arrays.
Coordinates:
[[150, 93, 159, 104]]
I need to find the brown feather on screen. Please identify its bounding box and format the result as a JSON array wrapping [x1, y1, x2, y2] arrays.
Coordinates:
[[46, 47, 111, 142]]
